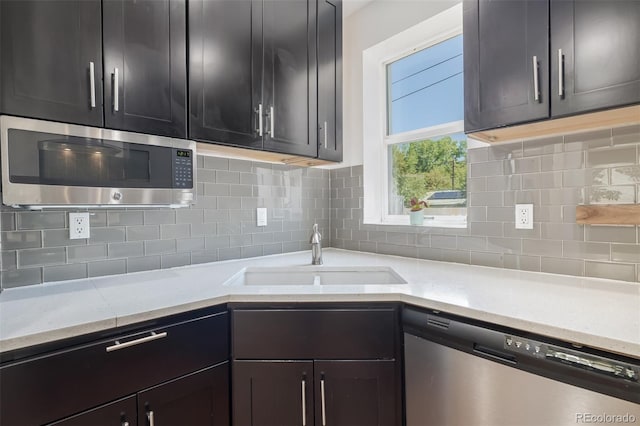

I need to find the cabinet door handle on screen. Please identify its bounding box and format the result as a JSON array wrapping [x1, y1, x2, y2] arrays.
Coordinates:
[[321, 376, 327, 426], [323, 121, 328, 148], [89, 62, 96, 108], [122, 422, 129, 426], [269, 106, 275, 138], [113, 68, 120, 112], [256, 104, 263, 136], [301, 378, 307, 426], [532, 56, 540, 103], [557, 49, 564, 97], [147, 410, 155, 426], [105, 331, 167, 352]]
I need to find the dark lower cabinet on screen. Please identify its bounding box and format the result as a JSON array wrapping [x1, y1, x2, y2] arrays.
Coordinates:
[[0, 0, 104, 126], [233, 361, 314, 426], [550, 0, 640, 117], [49, 396, 137, 426], [314, 360, 399, 426], [103, 0, 187, 138], [138, 363, 230, 426]]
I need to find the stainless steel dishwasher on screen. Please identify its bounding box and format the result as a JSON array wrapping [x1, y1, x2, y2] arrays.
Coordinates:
[[403, 306, 640, 426]]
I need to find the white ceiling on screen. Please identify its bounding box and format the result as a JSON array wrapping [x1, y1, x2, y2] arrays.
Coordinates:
[[343, 0, 375, 18]]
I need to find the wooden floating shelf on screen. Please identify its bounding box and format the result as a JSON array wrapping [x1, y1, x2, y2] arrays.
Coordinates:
[[576, 204, 640, 225], [469, 105, 640, 144]]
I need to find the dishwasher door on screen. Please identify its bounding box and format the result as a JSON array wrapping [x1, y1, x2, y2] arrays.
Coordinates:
[[405, 333, 640, 426]]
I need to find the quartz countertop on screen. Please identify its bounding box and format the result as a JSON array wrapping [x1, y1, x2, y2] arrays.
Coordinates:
[[1, 249, 639, 358]]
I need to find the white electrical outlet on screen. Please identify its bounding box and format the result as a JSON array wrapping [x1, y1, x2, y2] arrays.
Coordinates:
[[257, 208, 267, 227], [69, 212, 90, 239], [515, 204, 533, 230]]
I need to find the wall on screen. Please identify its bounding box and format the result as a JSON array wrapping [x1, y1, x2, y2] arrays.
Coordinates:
[[331, 124, 640, 282], [0, 156, 330, 289]]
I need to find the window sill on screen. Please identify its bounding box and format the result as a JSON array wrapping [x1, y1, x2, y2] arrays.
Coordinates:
[[364, 217, 468, 229]]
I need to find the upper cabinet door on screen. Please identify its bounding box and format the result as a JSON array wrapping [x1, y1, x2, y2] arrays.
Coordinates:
[[0, 0, 103, 127], [103, 0, 187, 138], [464, 0, 549, 133], [317, 0, 343, 162], [262, 0, 317, 157], [551, 0, 640, 117], [189, 0, 263, 149]]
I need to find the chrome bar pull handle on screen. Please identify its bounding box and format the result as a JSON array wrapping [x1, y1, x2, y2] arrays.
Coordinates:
[[89, 62, 96, 108], [269, 106, 275, 137], [113, 68, 120, 112], [122, 422, 129, 426], [558, 49, 564, 97], [532, 56, 540, 103], [321, 376, 327, 426], [301, 378, 307, 426], [106, 331, 167, 352], [323, 121, 328, 148], [256, 104, 263, 136], [147, 410, 155, 426]]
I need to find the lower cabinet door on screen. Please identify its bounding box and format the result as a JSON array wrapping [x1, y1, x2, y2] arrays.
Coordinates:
[[314, 360, 400, 426], [233, 360, 314, 426], [138, 362, 230, 426], [48, 395, 137, 426]]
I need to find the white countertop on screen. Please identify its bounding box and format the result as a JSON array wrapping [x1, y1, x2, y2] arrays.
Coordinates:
[[1, 249, 639, 358]]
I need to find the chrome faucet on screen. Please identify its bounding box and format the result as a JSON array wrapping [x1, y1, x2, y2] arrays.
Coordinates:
[[310, 223, 323, 265]]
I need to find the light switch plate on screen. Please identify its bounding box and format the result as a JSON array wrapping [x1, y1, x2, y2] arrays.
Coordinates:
[[257, 208, 267, 227], [69, 212, 90, 239], [515, 204, 533, 230]]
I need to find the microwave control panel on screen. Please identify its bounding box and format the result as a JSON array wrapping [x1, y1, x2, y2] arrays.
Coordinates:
[[173, 149, 193, 188]]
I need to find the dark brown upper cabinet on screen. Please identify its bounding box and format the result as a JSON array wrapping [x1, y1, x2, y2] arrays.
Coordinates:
[[550, 0, 640, 118], [0, 0, 104, 127], [464, 0, 640, 134], [463, 0, 549, 132], [190, 0, 318, 158], [103, 0, 187, 138], [317, 0, 343, 162]]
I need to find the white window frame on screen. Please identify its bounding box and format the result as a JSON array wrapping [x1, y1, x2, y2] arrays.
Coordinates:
[[362, 3, 466, 228]]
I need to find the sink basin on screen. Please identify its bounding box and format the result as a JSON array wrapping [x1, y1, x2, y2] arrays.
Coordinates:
[[224, 266, 406, 286]]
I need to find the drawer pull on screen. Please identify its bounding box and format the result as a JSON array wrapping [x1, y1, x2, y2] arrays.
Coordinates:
[[301, 377, 307, 426], [321, 375, 327, 426], [106, 331, 168, 352], [147, 410, 155, 426]]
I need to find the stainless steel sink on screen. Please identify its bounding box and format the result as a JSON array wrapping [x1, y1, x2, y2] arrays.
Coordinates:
[[224, 266, 406, 286]]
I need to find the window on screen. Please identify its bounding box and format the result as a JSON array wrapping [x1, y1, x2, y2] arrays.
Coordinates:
[[363, 4, 467, 228]]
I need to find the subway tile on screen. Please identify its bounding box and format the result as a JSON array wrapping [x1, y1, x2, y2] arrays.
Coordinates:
[[144, 210, 175, 225], [562, 205, 578, 223], [585, 261, 635, 282], [586, 185, 635, 204], [487, 237, 522, 254], [506, 157, 540, 174], [359, 241, 377, 253], [611, 166, 640, 185], [586, 225, 636, 243], [431, 234, 457, 250], [562, 169, 608, 187], [161, 223, 191, 240], [2, 230, 42, 249], [88, 259, 126, 278], [89, 227, 126, 244], [43, 263, 87, 283], [197, 169, 216, 183], [377, 243, 417, 258], [68, 244, 108, 262], [522, 136, 563, 157], [469, 222, 503, 237], [241, 245, 263, 258], [467, 147, 488, 163], [217, 197, 242, 210], [540, 151, 584, 171], [126, 225, 160, 241], [18, 247, 66, 268], [17, 212, 65, 230], [469, 191, 502, 207], [108, 241, 144, 259], [415, 233, 430, 247], [486, 206, 513, 222], [502, 223, 540, 239], [263, 243, 283, 256], [611, 244, 640, 263], [204, 156, 229, 170], [468, 177, 487, 192], [470, 160, 504, 177], [230, 234, 252, 247], [486, 175, 521, 191], [1, 251, 17, 270], [206, 235, 231, 250], [457, 236, 487, 251], [1, 213, 16, 231], [191, 222, 217, 237], [190, 250, 218, 265], [161, 253, 191, 269], [386, 232, 409, 245], [503, 190, 541, 206], [176, 237, 206, 252], [204, 209, 229, 223], [228, 159, 252, 172], [564, 129, 611, 151], [540, 187, 583, 205], [282, 241, 302, 252], [487, 142, 523, 160], [503, 254, 540, 272], [439, 249, 471, 265], [89, 211, 107, 227], [562, 241, 610, 261], [107, 211, 144, 226], [587, 145, 636, 168], [176, 209, 204, 224], [540, 223, 584, 241], [145, 239, 176, 255], [535, 206, 563, 223], [612, 124, 640, 145], [540, 257, 584, 276], [467, 207, 487, 222], [417, 247, 441, 261], [204, 183, 230, 196], [521, 171, 562, 189], [470, 252, 503, 268], [216, 170, 240, 184], [522, 239, 562, 257], [219, 247, 241, 261], [217, 223, 241, 235], [127, 256, 161, 273], [229, 184, 253, 197], [1, 268, 42, 288]]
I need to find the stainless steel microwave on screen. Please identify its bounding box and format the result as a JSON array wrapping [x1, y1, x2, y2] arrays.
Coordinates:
[[0, 116, 196, 209]]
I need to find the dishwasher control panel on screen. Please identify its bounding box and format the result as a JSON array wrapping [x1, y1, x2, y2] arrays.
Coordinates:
[[504, 335, 639, 382]]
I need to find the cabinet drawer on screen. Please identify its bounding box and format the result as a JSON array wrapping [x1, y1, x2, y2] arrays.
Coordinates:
[[232, 308, 397, 359], [0, 311, 228, 426]]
